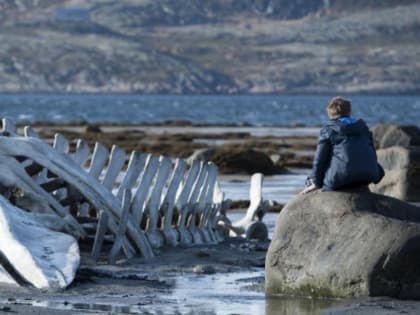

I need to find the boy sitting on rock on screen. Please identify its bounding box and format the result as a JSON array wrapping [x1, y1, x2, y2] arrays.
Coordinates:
[[302, 97, 384, 194]]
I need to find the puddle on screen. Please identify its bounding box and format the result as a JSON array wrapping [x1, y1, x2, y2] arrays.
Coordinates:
[[159, 271, 265, 315], [1, 271, 343, 315]]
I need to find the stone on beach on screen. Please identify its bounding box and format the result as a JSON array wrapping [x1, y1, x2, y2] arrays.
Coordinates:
[[370, 146, 420, 202], [370, 124, 420, 202], [188, 147, 279, 174], [265, 190, 420, 299], [0, 196, 80, 290], [372, 124, 420, 149]]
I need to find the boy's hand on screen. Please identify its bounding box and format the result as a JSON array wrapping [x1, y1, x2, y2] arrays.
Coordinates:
[[299, 183, 318, 195]]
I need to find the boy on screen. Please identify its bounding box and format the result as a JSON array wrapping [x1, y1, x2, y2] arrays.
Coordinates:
[[301, 97, 384, 194]]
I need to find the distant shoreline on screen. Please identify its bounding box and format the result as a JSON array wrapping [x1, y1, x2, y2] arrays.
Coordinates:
[[1, 92, 419, 97], [1, 94, 419, 128]]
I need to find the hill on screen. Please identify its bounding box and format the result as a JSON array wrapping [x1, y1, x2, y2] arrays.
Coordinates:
[[0, 0, 419, 94]]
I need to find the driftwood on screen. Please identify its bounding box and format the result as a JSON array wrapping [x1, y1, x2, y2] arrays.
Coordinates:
[[0, 118, 268, 267]]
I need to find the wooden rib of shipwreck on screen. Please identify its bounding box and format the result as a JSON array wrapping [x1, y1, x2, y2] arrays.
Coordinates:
[[0, 118, 270, 267]]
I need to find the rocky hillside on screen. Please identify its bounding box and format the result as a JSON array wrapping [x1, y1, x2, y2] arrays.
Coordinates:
[[0, 0, 419, 94]]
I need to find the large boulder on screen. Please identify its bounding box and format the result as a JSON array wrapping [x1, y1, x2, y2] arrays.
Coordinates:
[[370, 124, 420, 202], [370, 146, 420, 201], [372, 124, 420, 149], [188, 146, 280, 174], [0, 196, 80, 290], [266, 190, 420, 299]]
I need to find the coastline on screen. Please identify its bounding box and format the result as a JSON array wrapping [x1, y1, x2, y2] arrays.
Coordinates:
[[1, 123, 420, 314]]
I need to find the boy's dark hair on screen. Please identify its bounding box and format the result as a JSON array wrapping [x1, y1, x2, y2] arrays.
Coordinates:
[[327, 97, 352, 119]]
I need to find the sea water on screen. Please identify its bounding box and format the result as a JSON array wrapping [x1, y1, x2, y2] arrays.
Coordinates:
[[0, 94, 419, 126]]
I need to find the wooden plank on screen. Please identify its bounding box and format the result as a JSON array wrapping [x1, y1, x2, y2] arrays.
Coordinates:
[[102, 145, 126, 190], [144, 156, 172, 248], [109, 190, 132, 264], [116, 151, 146, 200], [91, 210, 109, 262], [130, 155, 159, 226], [161, 158, 187, 246]]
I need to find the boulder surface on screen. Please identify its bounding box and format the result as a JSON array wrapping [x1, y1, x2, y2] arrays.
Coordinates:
[[189, 147, 280, 174], [266, 190, 420, 299], [372, 124, 420, 149], [370, 146, 420, 201], [0, 196, 80, 290]]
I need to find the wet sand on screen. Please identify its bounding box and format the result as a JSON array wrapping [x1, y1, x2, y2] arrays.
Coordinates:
[[1, 233, 420, 315]]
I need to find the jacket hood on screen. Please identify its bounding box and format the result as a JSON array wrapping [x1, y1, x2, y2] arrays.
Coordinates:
[[327, 118, 369, 136]]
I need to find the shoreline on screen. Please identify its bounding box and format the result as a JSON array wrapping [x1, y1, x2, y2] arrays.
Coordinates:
[[1, 124, 420, 314], [22, 122, 317, 171], [1, 92, 420, 97]]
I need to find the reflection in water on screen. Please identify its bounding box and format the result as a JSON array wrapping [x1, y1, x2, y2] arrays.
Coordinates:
[[219, 172, 309, 205], [265, 296, 337, 315], [16, 295, 342, 315]]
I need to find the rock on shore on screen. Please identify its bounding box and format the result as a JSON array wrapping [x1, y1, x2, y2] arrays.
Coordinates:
[[371, 146, 420, 201], [265, 190, 420, 299], [372, 124, 420, 149], [370, 124, 420, 202], [188, 147, 281, 174]]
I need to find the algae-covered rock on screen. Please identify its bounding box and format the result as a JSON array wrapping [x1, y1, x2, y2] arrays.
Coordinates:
[[265, 190, 420, 299]]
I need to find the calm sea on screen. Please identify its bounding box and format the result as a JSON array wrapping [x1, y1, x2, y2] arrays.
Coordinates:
[[0, 94, 418, 126]]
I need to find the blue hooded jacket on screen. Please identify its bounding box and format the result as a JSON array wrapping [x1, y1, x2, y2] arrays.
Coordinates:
[[311, 117, 384, 191]]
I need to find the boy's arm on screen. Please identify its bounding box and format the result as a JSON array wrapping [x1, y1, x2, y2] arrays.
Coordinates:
[[310, 128, 332, 188]]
